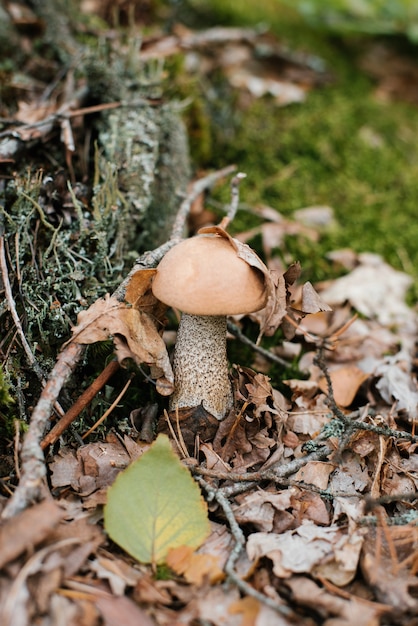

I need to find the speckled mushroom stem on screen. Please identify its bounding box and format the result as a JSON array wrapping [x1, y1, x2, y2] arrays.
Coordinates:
[[170, 313, 233, 420]]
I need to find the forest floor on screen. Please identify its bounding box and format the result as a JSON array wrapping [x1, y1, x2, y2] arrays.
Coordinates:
[[0, 2, 417, 625]]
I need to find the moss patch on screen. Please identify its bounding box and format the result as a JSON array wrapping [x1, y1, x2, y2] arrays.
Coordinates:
[[181, 1, 418, 296]]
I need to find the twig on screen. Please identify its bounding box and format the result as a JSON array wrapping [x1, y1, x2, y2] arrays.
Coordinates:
[[114, 164, 237, 302], [227, 321, 290, 367], [197, 477, 293, 617], [170, 164, 237, 241], [365, 491, 418, 509], [192, 444, 332, 498], [313, 346, 349, 424], [2, 342, 85, 519], [314, 346, 418, 444], [0, 232, 46, 384], [218, 172, 246, 230], [81, 373, 134, 439], [41, 359, 120, 450]]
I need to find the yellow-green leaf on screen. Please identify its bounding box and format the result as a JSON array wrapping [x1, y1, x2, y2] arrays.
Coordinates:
[[103, 434, 210, 565]]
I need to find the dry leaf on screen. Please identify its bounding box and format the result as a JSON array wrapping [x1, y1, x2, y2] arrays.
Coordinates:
[[293, 461, 335, 490], [232, 489, 294, 532], [0, 501, 65, 569], [247, 521, 363, 584], [319, 253, 414, 327], [228, 596, 260, 626], [375, 358, 418, 419], [198, 225, 287, 337], [69, 292, 173, 393], [166, 545, 224, 585], [318, 365, 370, 408], [286, 577, 386, 625], [361, 525, 418, 613], [96, 594, 155, 626], [301, 281, 332, 314]]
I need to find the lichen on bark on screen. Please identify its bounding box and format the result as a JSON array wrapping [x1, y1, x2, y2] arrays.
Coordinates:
[[99, 99, 190, 250]]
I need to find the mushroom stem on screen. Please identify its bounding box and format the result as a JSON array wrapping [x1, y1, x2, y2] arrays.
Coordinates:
[[171, 313, 233, 420]]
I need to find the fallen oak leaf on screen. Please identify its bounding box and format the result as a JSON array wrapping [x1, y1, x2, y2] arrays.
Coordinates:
[[68, 286, 174, 394]]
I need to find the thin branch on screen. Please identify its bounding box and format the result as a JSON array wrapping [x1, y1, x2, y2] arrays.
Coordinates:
[[41, 359, 120, 450], [218, 171, 246, 230], [114, 164, 237, 302], [170, 164, 237, 240], [227, 321, 290, 367], [0, 232, 46, 384], [2, 341, 85, 519], [197, 477, 293, 618], [81, 373, 134, 440], [314, 346, 418, 444], [192, 444, 332, 498]]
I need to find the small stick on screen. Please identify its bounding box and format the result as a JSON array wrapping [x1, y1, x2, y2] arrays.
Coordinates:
[[2, 342, 85, 519], [81, 373, 133, 440], [192, 444, 332, 496], [170, 164, 237, 241], [114, 164, 237, 302], [41, 359, 120, 450], [0, 232, 46, 384], [227, 321, 290, 367], [315, 346, 418, 444], [218, 171, 246, 230], [197, 476, 293, 617]]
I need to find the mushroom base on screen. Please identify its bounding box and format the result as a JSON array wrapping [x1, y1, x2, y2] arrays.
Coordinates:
[[170, 313, 233, 420]]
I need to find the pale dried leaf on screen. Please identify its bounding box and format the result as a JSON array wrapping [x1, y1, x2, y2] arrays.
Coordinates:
[[319, 254, 414, 327], [375, 359, 418, 419], [96, 594, 155, 626], [286, 577, 385, 625], [166, 545, 224, 585], [361, 525, 418, 613], [232, 489, 294, 532], [301, 281, 332, 314], [287, 406, 330, 435], [0, 501, 65, 569], [247, 522, 344, 577], [293, 205, 335, 228], [315, 530, 364, 586], [247, 521, 363, 586], [90, 556, 141, 596], [293, 461, 335, 490]]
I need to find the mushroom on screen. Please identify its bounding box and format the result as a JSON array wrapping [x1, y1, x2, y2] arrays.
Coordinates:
[[151, 228, 269, 420]]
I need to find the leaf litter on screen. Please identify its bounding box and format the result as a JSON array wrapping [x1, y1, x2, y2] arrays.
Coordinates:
[[4, 232, 416, 625], [1, 11, 417, 626]]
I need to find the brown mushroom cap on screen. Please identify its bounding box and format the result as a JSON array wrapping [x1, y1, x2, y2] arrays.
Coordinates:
[[152, 234, 267, 315]]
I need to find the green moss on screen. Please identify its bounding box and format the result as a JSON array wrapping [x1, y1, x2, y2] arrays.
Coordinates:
[[236, 88, 418, 283], [178, 2, 418, 299]]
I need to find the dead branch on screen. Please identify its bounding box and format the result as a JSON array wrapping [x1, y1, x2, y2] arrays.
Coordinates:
[[114, 164, 237, 301], [192, 444, 332, 498], [314, 345, 418, 444], [0, 229, 46, 385], [2, 341, 85, 519], [197, 476, 294, 618], [40, 358, 120, 450], [227, 320, 290, 367]]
